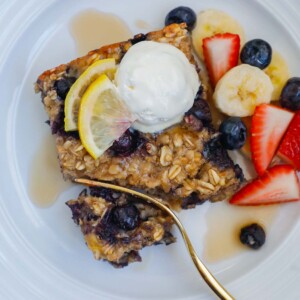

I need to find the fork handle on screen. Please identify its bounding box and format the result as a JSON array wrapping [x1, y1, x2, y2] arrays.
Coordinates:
[[174, 217, 235, 300]]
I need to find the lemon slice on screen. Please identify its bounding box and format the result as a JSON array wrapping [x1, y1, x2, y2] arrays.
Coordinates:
[[78, 74, 136, 159], [64, 58, 116, 131]]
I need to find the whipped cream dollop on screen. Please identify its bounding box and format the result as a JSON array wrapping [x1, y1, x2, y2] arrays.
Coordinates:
[[115, 41, 200, 133]]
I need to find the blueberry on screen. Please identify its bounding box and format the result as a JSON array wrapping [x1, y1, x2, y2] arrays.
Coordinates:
[[112, 204, 140, 230], [181, 192, 207, 209], [130, 33, 147, 45], [234, 164, 244, 182], [240, 39, 272, 69], [53, 77, 76, 100], [95, 221, 117, 244], [184, 114, 203, 131], [51, 110, 79, 139], [66, 201, 84, 225], [280, 77, 300, 111], [89, 187, 121, 202], [240, 223, 266, 249], [202, 137, 233, 169], [110, 129, 145, 157], [186, 97, 212, 124], [219, 117, 246, 150], [110, 130, 135, 156], [165, 6, 197, 31]]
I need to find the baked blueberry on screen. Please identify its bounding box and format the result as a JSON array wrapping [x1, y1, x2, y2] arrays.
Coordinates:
[[233, 164, 244, 182], [181, 192, 207, 209], [186, 98, 212, 124], [240, 223, 266, 249], [54, 77, 76, 100], [110, 129, 145, 157], [184, 114, 203, 131], [112, 204, 140, 230], [280, 77, 300, 111], [131, 33, 147, 45], [110, 130, 136, 156], [219, 117, 246, 150], [50, 110, 79, 139], [202, 137, 233, 169], [240, 39, 272, 69], [89, 187, 121, 202], [66, 202, 84, 225], [165, 6, 197, 31]]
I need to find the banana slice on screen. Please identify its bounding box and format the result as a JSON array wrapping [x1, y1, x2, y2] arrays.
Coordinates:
[[213, 64, 273, 117], [264, 51, 290, 100], [192, 9, 245, 60]]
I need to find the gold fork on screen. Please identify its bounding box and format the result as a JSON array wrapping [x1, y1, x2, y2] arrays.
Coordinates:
[[75, 178, 234, 300]]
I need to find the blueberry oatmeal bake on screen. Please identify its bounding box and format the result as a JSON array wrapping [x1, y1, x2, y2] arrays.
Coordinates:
[[36, 23, 243, 210], [66, 187, 175, 267], [35, 16, 246, 267]]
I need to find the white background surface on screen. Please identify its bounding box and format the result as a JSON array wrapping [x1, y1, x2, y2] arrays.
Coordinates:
[[1, 0, 300, 299]]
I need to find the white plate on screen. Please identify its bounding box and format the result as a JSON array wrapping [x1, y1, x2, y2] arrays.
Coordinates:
[[1, 0, 300, 299]]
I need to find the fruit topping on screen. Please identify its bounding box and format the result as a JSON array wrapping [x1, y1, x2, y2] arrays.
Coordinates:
[[165, 6, 196, 31], [240, 39, 272, 69], [64, 58, 116, 131], [240, 223, 266, 249], [54, 77, 76, 100], [250, 104, 294, 176], [192, 9, 245, 60], [278, 111, 300, 170], [112, 204, 140, 230], [219, 117, 247, 150], [230, 164, 300, 205], [213, 64, 273, 117], [78, 74, 136, 159], [203, 33, 240, 86], [280, 77, 300, 111], [264, 51, 290, 100]]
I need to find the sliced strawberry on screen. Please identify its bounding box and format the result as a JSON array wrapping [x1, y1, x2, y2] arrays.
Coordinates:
[[278, 111, 300, 170], [230, 165, 300, 206], [202, 33, 240, 86], [250, 104, 294, 176]]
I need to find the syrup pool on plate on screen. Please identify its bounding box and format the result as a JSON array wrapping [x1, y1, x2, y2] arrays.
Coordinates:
[[135, 19, 152, 30], [203, 201, 278, 262], [203, 151, 278, 262], [70, 10, 132, 56], [29, 135, 71, 207], [29, 10, 133, 207]]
